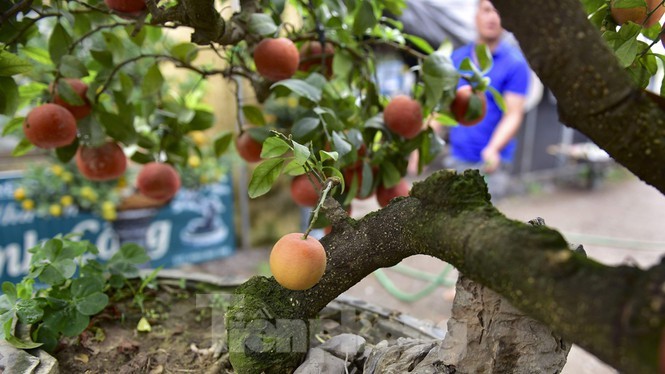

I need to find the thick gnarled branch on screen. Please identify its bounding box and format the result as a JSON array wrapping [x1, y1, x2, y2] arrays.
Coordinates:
[[493, 0, 665, 195], [227, 170, 664, 373]]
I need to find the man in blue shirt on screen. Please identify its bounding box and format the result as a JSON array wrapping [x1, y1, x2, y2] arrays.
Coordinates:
[[447, 0, 530, 199]]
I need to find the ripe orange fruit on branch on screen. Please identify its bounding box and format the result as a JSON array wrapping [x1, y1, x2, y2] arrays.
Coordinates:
[[235, 131, 263, 163], [290, 174, 322, 207], [270, 233, 327, 290], [611, 0, 665, 27], [376, 179, 410, 207], [383, 95, 423, 139], [104, 0, 146, 13], [253, 38, 299, 82], [136, 162, 181, 202], [23, 103, 77, 149], [76, 141, 127, 181], [53, 78, 91, 119], [451, 85, 487, 126], [298, 41, 335, 78]]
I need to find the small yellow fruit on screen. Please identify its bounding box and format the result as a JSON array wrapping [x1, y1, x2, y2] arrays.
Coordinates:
[[102, 201, 115, 211], [49, 204, 62, 217], [81, 186, 98, 202], [102, 209, 117, 221], [190, 131, 207, 146], [60, 195, 73, 206], [117, 176, 127, 188], [287, 97, 298, 108], [21, 199, 34, 211], [269, 233, 327, 291], [51, 164, 64, 176], [13, 188, 26, 201], [188, 155, 201, 168], [61, 172, 73, 183]]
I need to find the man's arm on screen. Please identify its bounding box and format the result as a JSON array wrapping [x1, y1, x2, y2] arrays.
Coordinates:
[[481, 92, 527, 173]]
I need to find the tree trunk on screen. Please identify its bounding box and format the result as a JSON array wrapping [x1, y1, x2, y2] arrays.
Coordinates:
[[227, 170, 665, 373]]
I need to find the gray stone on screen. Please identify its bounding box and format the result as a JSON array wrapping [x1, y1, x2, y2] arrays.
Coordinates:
[[439, 275, 571, 373], [0, 341, 59, 374], [318, 333, 366, 359], [294, 347, 348, 374], [364, 338, 439, 374]]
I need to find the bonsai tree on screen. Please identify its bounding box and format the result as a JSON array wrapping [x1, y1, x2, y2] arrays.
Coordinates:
[[1, 0, 665, 372]]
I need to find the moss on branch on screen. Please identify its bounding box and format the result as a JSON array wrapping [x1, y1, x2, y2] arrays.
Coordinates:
[[226, 170, 665, 373]]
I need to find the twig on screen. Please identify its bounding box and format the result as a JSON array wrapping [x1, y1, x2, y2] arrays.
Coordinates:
[[0, 0, 33, 26]]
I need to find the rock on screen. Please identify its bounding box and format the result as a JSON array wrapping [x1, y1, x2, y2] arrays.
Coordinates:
[[363, 337, 439, 374], [439, 275, 571, 373], [294, 347, 348, 374], [0, 341, 58, 374], [319, 333, 366, 359]]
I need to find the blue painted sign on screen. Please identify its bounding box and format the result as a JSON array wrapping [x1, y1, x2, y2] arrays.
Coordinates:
[[0, 171, 236, 284]]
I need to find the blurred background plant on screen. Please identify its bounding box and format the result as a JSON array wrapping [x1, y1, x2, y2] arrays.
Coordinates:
[[13, 160, 127, 220]]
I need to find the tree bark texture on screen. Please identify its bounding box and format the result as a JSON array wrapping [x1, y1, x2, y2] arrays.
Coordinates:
[[493, 0, 665, 194], [227, 170, 665, 373]]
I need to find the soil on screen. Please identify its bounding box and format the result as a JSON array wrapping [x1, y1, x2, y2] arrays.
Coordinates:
[[55, 280, 233, 374], [52, 278, 440, 373]]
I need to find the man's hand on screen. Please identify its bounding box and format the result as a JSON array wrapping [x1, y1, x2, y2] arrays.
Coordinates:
[[481, 147, 501, 173]]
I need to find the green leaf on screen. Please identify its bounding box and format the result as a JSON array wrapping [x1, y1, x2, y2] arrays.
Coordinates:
[[615, 37, 639, 67], [214, 132, 233, 157], [142, 64, 164, 97], [319, 150, 338, 162], [0, 49, 32, 76], [11, 138, 33, 157], [0, 77, 19, 116], [272, 79, 322, 102], [97, 110, 137, 145], [171, 42, 199, 64], [284, 160, 306, 175], [359, 162, 374, 199], [332, 50, 354, 80], [71, 277, 104, 298], [56, 79, 85, 105], [61, 308, 89, 337], [422, 51, 459, 108], [291, 117, 320, 142], [55, 138, 79, 163], [292, 141, 311, 165], [404, 34, 434, 54], [59, 55, 89, 78], [242, 105, 266, 126], [248, 158, 285, 198], [380, 162, 401, 188], [488, 87, 506, 112], [475, 44, 493, 73], [21, 46, 52, 65], [90, 49, 113, 68], [353, 1, 377, 35], [260, 136, 290, 158], [127, 25, 147, 46], [49, 23, 72, 65], [117, 243, 150, 264], [76, 292, 109, 316], [581, 0, 607, 14], [188, 109, 214, 131], [16, 299, 43, 325], [332, 131, 352, 157], [2, 282, 17, 304], [5, 334, 43, 349], [39, 259, 77, 286], [248, 13, 278, 36]]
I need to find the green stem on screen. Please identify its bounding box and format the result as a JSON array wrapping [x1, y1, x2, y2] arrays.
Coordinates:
[[303, 178, 335, 238]]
